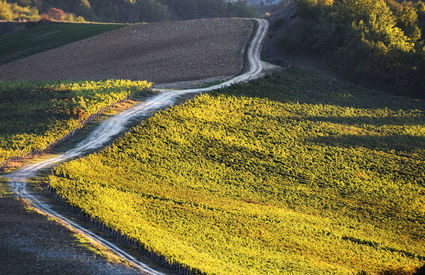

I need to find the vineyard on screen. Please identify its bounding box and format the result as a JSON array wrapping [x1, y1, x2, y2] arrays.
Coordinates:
[[0, 80, 151, 168], [49, 68, 425, 274]]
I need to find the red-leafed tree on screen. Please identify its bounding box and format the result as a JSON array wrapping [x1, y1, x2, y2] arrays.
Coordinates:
[[47, 7, 65, 21]]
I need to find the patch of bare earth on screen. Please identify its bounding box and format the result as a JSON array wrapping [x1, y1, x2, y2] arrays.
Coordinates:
[[0, 193, 140, 275], [0, 18, 253, 84]]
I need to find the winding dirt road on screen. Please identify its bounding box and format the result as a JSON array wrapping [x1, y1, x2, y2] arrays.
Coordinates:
[[5, 18, 269, 274]]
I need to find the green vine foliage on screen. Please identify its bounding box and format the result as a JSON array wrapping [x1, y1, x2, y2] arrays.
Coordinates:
[[0, 79, 151, 167], [50, 69, 425, 274]]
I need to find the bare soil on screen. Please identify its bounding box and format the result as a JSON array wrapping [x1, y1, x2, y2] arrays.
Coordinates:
[[0, 18, 253, 83], [0, 191, 141, 275]]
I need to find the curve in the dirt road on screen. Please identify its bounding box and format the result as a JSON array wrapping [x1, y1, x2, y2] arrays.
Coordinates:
[[4, 18, 269, 274]]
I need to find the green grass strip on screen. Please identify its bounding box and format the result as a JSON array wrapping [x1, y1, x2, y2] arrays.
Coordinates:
[[0, 23, 126, 65]]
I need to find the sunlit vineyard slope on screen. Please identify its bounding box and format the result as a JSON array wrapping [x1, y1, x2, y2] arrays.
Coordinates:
[[50, 69, 425, 274], [0, 80, 151, 168]]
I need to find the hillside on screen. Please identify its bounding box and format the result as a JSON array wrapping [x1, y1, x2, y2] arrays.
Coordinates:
[[1, 1, 424, 272], [49, 68, 425, 274], [0, 22, 126, 65], [0, 80, 153, 274], [0, 80, 151, 170], [0, 18, 253, 84], [0, 182, 142, 274], [264, 0, 425, 97], [0, 17, 261, 274]]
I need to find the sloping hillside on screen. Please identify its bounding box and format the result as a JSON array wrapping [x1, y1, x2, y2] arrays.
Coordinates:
[[49, 68, 425, 274], [0, 184, 142, 275], [263, 0, 425, 97], [0, 16, 258, 274], [0, 18, 253, 83], [0, 22, 126, 65]]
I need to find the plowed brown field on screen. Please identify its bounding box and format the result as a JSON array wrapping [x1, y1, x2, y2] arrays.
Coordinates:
[[0, 18, 253, 83]]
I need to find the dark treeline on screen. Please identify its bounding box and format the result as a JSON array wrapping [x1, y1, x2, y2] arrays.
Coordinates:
[[283, 0, 425, 97], [5, 0, 254, 23]]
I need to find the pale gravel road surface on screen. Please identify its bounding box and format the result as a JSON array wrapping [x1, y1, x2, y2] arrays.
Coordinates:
[[4, 19, 269, 274]]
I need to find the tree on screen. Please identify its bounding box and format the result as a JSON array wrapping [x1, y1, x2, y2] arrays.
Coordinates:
[[47, 7, 66, 21], [12, 3, 40, 21], [76, 0, 92, 18], [0, 0, 14, 20], [289, 0, 425, 96]]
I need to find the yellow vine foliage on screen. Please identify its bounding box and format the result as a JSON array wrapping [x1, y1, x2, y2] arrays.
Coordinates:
[[0, 79, 151, 167], [50, 69, 425, 274]]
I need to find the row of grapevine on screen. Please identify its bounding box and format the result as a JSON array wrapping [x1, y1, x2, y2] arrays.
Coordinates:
[[0, 79, 152, 170], [45, 184, 205, 275], [48, 69, 425, 274]]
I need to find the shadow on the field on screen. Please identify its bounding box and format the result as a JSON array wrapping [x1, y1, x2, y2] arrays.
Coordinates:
[[309, 133, 425, 153], [219, 68, 425, 112]]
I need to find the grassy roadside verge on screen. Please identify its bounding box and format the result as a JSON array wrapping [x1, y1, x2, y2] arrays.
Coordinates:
[[0, 22, 127, 65], [241, 18, 258, 75], [0, 80, 151, 170], [48, 68, 425, 274]]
